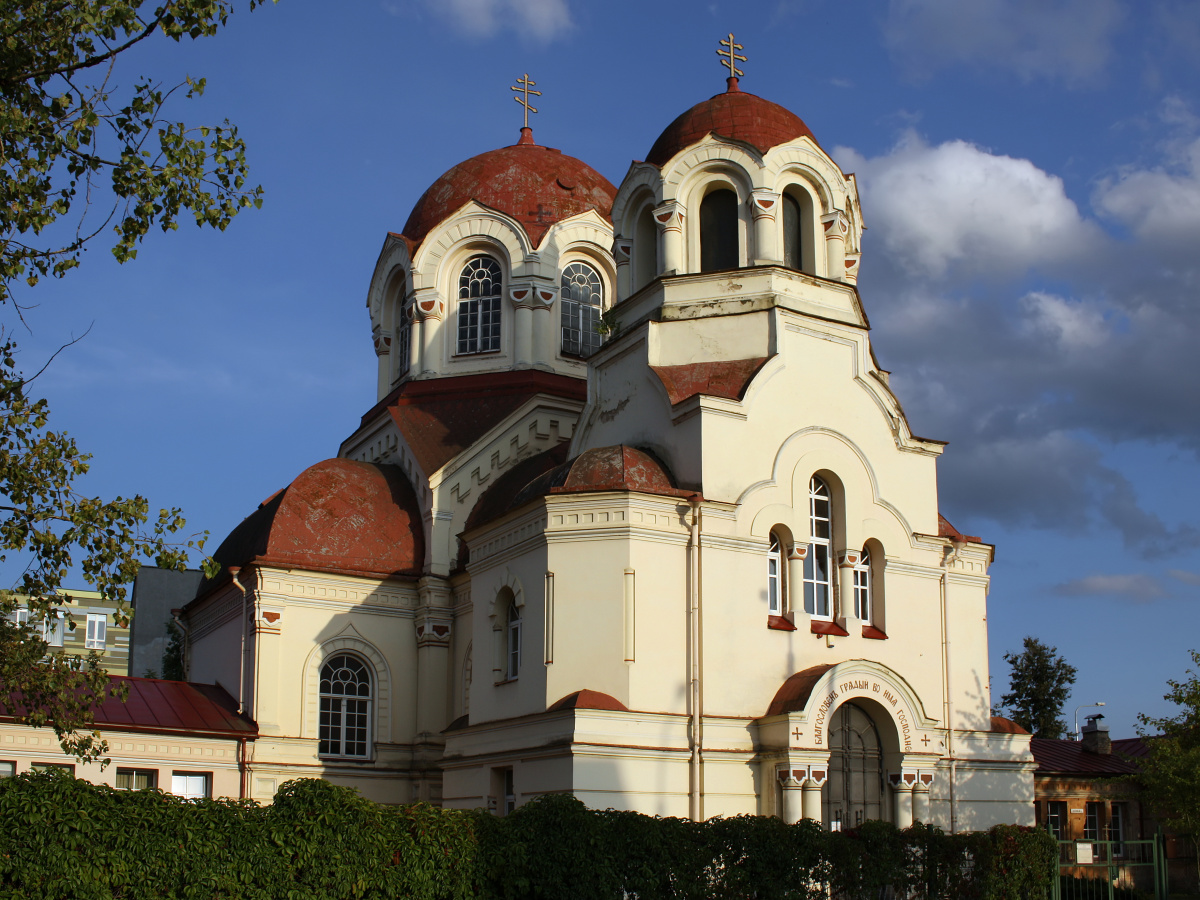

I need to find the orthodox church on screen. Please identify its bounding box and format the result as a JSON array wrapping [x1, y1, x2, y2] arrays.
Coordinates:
[[183, 41, 1035, 830]]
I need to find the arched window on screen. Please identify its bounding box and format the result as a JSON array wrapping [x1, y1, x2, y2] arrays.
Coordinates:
[[804, 476, 832, 620], [854, 548, 871, 621], [457, 255, 503, 355], [767, 531, 784, 616], [506, 602, 523, 680], [319, 654, 372, 758], [560, 262, 603, 357], [396, 302, 412, 379], [700, 188, 739, 272], [782, 193, 803, 272], [634, 205, 659, 292]]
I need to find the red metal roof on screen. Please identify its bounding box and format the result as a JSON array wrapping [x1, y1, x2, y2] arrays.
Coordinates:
[[401, 138, 616, 250], [2, 676, 257, 738], [647, 83, 817, 167], [1030, 737, 1147, 776], [548, 689, 628, 713], [650, 356, 771, 405], [205, 459, 425, 586], [766, 665, 835, 717], [938, 514, 982, 544], [990, 715, 1030, 734]]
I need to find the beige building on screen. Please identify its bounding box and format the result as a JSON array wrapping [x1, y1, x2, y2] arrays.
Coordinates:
[[8, 589, 131, 675], [180, 66, 1035, 826]]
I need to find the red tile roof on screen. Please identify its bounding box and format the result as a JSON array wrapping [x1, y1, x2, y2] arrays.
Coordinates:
[[1030, 737, 1148, 776], [647, 85, 818, 167], [938, 514, 982, 544], [401, 139, 616, 251]]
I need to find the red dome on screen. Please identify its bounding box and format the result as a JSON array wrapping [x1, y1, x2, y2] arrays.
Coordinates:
[[401, 138, 616, 250], [646, 86, 816, 167], [205, 459, 424, 585]]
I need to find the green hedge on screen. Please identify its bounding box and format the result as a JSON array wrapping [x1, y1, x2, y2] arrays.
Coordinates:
[[0, 771, 1056, 900]]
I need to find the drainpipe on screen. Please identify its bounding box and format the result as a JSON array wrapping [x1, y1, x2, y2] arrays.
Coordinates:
[[237, 736, 248, 799], [687, 493, 703, 822], [940, 538, 964, 833], [230, 566, 248, 716]]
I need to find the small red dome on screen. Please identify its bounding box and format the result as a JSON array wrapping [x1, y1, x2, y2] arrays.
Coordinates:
[[401, 139, 616, 250], [646, 87, 816, 167], [206, 459, 424, 584]]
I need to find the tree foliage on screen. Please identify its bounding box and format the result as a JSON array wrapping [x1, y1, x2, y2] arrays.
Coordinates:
[[1000, 636, 1077, 739], [1136, 649, 1200, 885], [0, 0, 269, 762], [1, 0, 269, 308]]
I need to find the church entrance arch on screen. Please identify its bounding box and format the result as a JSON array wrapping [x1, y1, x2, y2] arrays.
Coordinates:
[[823, 701, 884, 829]]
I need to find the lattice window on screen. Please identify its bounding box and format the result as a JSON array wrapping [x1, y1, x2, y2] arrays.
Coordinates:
[[767, 531, 784, 616], [319, 654, 372, 758], [506, 603, 522, 680], [396, 302, 411, 377], [457, 256, 503, 354], [804, 476, 832, 619], [560, 262, 603, 357], [854, 549, 871, 622]]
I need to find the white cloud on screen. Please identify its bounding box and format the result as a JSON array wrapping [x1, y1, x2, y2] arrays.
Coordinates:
[[1094, 137, 1200, 246], [1019, 292, 1109, 354], [881, 0, 1124, 85], [391, 0, 573, 40], [1168, 569, 1200, 586], [836, 132, 1099, 280], [1054, 574, 1166, 603]]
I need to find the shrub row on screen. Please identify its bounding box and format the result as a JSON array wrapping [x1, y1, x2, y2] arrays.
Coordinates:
[[0, 771, 1055, 900]]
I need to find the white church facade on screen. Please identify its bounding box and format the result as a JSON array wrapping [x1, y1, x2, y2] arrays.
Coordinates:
[[181, 54, 1035, 829]]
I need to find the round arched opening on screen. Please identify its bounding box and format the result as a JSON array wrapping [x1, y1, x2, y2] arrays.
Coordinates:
[[823, 701, 884, 829]]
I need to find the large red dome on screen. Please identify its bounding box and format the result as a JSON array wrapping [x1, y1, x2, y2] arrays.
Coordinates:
[[401, 136, 616, 250], [646, 85, 816, 167]]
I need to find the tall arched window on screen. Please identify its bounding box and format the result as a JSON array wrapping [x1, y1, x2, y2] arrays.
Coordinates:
[[782, 193, 803, 272], [700, 188, 739, 272], [457, 255, 503, 355], [767, 531, 784, 616], [506, 602, 523, 680], [560, 262, 603, 357], [854, 548, 871, 621], [634, 205, 659, 293], [395, 302, 412, 379], [804, 476, 832, 620], [319, 654, 372, 758]]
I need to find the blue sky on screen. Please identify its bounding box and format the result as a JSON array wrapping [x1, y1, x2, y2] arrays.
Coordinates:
[[12, 0, 1200, 736]]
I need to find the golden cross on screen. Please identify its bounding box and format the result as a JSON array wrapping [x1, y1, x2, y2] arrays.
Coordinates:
[[717, 33, 746, 79], [511, 74, 541, 129]]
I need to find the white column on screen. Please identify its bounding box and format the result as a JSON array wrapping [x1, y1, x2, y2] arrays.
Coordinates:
[[803, 767, 827, 822], [892, 776, 914, 828], [837, 549, 862, 621], [372, 325, 390, 398], [844, 252, 860, 285], [779, 768, 805, 824], [822, 211, 847, 282], [750, 189, 781, 265], [912, 783, 930, 824], [787, 545, 807, 617], [413, 288, 442, 376], [653, 201, 685, 276], [613, 239, 633, 303]]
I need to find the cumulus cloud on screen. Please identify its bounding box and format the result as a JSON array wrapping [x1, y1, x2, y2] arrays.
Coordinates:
[[881, 0, 1124, 85], [1054, 574, 1166, 603], [836, 133, 1099, 280], [390, 0, 573, 40], [840, 128, 1200, 554]]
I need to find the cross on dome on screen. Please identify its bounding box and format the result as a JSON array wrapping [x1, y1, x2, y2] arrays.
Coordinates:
[[717, 32, 746, 91], [511, 73, 541, 144]]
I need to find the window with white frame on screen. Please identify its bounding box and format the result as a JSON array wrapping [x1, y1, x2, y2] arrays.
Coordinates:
[[767, 531, 784, 616], [506, 602, 522, 680], [457, 255, 502, 355], [560, 261, 603, 357], [171, 772, 210, 799], [10, 606, 29, 627], [319, 654, 372, 758], [1084, 801, 1102, 841], [396, 302, 412, 378], [41, 611, 64, 647], [804, 476, 833, 620], [853, 549, 871, 621], [1108, 803, 1126, 855], [1045, 800, 1067, 839], [0, 761, 14, 778], [85, 613, 107, 650]]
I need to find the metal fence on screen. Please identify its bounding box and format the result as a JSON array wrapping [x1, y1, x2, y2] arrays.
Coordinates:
[[1051, 836, 1168, 900]]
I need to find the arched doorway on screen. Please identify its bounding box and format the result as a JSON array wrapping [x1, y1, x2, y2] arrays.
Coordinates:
[[823, 702, 884, 829]]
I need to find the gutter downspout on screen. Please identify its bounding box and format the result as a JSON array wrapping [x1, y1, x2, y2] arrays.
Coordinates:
[[687, 494, 703, 822], [940, 538, 964, 833], [237, 736, 248, 800], [230, 566, 248, 716]]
